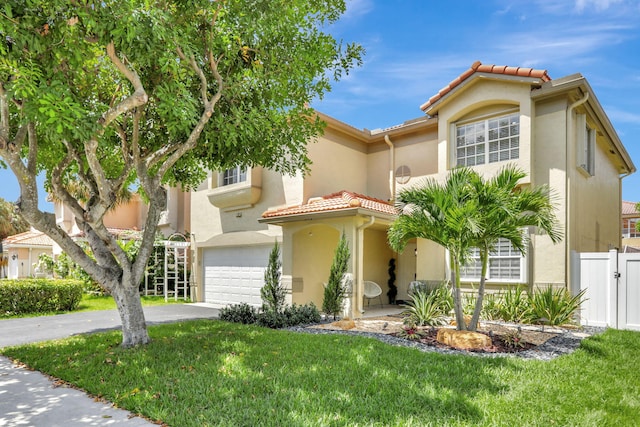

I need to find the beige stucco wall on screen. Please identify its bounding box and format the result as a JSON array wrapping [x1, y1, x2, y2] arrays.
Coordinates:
[[103, 195, 148, 230], [290, 224, 340, 308], [531, 96, 568, 287], [304, 129, 368, 200]]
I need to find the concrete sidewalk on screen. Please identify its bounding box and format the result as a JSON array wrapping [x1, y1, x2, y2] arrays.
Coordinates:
[[0, 303, 220, 426]]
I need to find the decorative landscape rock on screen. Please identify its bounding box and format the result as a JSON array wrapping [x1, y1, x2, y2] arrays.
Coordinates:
[[436, 328, 492, 350], [331, 319, 356, 330]]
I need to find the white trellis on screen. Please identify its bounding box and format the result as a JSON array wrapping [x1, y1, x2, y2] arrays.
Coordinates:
[[144, 233, 190, 301]]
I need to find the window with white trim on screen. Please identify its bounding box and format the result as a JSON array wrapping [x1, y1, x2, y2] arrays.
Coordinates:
[[220, 166, 247, 186], [455, 113, 520, 167], [577, 113, 595, 176], [623, 218, 640, 238], [460, 238, 526, 282]]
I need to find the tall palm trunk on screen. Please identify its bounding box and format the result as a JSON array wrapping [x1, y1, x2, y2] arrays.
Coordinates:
[[450, 254, 467, 331], [469, 247, 489, 331]]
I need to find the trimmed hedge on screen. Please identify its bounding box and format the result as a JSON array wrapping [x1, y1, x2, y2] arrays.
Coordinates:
[[0, 279, 84, 316]]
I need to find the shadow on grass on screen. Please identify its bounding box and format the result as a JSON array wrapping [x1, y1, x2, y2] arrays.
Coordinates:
[[1, 320, 531, 426]]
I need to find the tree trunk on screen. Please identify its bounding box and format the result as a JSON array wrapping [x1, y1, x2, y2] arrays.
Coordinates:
[[112, 280, 150, 348], [468, 250, 489, 332], [450, 259, 467, 331]]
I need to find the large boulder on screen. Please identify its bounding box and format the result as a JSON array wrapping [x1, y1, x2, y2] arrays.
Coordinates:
[[436, 328, 492, 350]]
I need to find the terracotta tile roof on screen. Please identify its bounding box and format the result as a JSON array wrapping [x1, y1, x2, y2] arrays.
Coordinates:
[[420, 61, 551, 112], [2, 230, 54, 247], [262, 191, 398, 219], [622, 201, 639, 216]]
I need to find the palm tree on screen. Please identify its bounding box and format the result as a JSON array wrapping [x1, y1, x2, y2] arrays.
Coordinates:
[[388, 168, 481, 329], [466, 165, 562, 330], [389, 165, 562, 331]]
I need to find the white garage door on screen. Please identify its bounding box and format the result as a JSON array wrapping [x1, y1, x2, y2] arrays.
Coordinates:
[[203, 245, 271, 307]]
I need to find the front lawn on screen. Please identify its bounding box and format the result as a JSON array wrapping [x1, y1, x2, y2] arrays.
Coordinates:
[[75, 294, 187, 312], [2, 321, 639, 426]]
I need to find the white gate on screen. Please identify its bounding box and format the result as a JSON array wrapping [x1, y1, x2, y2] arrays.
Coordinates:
[[618, 253, 640, 330], [573, 249, 640, 331]]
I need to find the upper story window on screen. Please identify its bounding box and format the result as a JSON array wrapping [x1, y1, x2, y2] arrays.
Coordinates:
[[460, 237, 527, 283], [220, 167, 247, 186], [456, 113, 520, 167], [577, 113, 595, 176]]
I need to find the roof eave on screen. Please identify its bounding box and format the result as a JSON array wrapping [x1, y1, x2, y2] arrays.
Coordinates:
[[533, 75, 636, 175], [422, 73, 547, 116], [259, 208, 397, 225]]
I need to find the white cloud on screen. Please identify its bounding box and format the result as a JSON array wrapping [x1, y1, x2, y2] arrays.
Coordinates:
[[575, 0, 625, 12], [342, 0, 374, 20], [606, 108, 640, 126]]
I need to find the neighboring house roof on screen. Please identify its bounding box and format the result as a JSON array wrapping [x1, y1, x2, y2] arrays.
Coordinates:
[[2, 230, 55, 248], [622, 201, 639, 217], [420, 60, 551, 113], [262, 191, 398, 220]]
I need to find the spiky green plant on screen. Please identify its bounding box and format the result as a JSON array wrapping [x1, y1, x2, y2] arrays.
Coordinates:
[[526, 286, 587, 325]]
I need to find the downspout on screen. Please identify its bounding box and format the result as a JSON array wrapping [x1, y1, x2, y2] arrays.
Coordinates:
[[356, 216, 375, 315], [384, 135, 396, 203], [565, 92, 589, 292]]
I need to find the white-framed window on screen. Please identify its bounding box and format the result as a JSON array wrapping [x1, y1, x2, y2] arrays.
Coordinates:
[[577, 114, 595, 176], [623, 218, 640, 238], [460, 238, 527, 282], [455, 113, 520, 167], [220, 166, 247, 186]]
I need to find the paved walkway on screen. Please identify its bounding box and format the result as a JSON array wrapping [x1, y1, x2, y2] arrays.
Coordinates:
[[0, 304, 220, 427]]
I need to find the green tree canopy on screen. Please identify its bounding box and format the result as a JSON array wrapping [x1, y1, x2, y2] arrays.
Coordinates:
[[0, 0, 362, 346]]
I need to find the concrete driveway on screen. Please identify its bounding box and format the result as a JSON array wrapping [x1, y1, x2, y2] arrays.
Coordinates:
[[0, 303, 220, 427]]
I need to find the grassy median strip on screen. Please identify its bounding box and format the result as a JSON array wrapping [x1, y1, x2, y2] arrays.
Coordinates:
[[2, 321, 639, 426]]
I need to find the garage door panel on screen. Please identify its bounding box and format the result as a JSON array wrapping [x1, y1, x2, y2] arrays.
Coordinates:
[[203, 245, 271, 307]]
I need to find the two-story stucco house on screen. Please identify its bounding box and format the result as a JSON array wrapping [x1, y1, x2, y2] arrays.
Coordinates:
[[190, 61, 635, 318]]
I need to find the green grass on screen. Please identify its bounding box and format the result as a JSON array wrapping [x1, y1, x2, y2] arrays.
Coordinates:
[[1, 294, 187, 318], [2, 322, 639, 426], [76, 294, 187, 312]]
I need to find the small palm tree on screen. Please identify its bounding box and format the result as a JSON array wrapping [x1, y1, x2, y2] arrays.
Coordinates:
[[389, 165, 562, 331], [466, 165, 562, 330], [388, 168, 480, 329]]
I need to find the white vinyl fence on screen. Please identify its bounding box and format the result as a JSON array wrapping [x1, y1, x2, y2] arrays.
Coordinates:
[[572, 249, 640, 331]]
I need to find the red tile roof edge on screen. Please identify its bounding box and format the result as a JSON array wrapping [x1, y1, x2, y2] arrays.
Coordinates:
[[262, 190, 398, 219], [420, 61, 551, 112], [622, 200, 639, 216]]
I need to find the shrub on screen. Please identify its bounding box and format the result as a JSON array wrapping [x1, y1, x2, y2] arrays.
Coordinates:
[[403, 288, 449, 326], [0, 279, 83, 316], [282, 303, 321, 326], [322, 232, 350, 320], [526, 286, 587, 326], [261, 242, 286, 314], [221, 302, 321, 329], [256, 310, 287, 329], [497, 287, 531, 323], [502, 327, 526, 349], [219, 303, 258, 324], [397, 322, 427, 341]]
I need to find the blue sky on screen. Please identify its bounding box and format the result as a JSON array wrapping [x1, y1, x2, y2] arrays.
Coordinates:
[[1, 0, 639, 209]]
